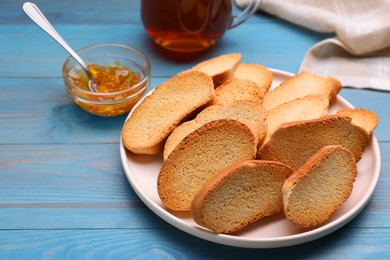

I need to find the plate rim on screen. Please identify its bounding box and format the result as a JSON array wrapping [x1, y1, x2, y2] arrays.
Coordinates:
[[119, 69, 381, 248]]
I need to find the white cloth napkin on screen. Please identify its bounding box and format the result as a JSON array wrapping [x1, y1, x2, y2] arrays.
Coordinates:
[[235, 0, 390, 91]]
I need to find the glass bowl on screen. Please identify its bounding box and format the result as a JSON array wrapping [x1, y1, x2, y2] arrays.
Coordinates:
[[62, 43, 150, 117]]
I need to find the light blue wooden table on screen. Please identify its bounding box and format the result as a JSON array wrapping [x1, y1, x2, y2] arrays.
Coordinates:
[[1, 0, 389, 258]]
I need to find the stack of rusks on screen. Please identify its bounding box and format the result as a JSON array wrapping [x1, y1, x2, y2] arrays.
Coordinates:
[[122, 53, 378, 234]]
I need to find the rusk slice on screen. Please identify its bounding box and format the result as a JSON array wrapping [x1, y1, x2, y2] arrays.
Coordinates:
[[234, 63, 273, 93], [262, 71, 342, 111], [188, 53, 241, 86], [192, 160, 294, 234], [336, 108, 379, 135], [158, 119, 258, 211], [258, 115, 370, 170], [122, 71, 214, 155], [265, 95, 329, 142], [163, 101, 267, 160], [283, 145, 357, 227], [212, 78, 265, 105]]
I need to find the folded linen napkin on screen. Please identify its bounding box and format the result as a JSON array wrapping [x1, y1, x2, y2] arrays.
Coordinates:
[[236, 0, 390, 91]]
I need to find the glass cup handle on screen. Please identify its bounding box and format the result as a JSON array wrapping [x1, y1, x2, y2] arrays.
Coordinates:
[[230, 0, 262, 29]]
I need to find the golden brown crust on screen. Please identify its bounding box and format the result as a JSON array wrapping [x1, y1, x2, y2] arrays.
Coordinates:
[[163, 100, 267, 160], [234, 63, 273, 93], [158, 119, 257, 211], [121, 71, 215, 154], [189, 53, 242, 86], [257, 115, 370, 170], [265, 94, 329, 142], [192, 160, 294, 233], [336, 108, 379, 135], [212, 77, 265, 105], [282, 145, 357, 227], [262, 71, 342, 111]]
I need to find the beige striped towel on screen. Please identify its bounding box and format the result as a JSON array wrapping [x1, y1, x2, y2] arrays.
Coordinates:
[[236, 0, 390, 90]]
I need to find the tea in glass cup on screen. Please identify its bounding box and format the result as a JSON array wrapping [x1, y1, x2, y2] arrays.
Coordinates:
[[141, 0, 261, 52]]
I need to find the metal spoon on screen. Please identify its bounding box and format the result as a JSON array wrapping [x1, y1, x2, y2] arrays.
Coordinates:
[[23, 2, 97, 92]]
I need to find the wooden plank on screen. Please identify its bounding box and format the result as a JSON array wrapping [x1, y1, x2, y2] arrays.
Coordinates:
[[0, 144, 133, 203], [0, 21, 327, 78], [0, 78, 165, 144], [0, 200, 387, 230], [2, 0, 284, 26], [0, 143, 388, 229], [0, 143, 168, 229], [0, 207, 171, 230], [2, 0, 140, 24], [0, 228, 389, 258], [2, 0, 388, 257], [1, 78, 389, 144]]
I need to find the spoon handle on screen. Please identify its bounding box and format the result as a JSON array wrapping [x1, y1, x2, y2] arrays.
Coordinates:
[[23, 2, 90, 73]]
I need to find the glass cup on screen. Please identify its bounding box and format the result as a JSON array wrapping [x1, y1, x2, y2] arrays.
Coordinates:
[[141, 0, 261, 53]]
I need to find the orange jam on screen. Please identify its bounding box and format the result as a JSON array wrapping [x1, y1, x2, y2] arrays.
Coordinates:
[[67, 62, 147, 117]]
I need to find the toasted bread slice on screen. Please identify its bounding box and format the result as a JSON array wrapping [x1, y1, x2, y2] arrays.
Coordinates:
[[122, 71, 215, 155], [158, 119, 258, 211], [163, 100, 267, 160], [234, 63, 273, 93], [262, 71, 342, 111], [163, 120, 198, 160], [283, 145, 357, 227], [265, 95, 329, 142], [212, 78, 265, 105], [258, 115, 370, 170], [336, 108, 379, 135], [192, 160, 294, 234], [188, 53, 241, 86]]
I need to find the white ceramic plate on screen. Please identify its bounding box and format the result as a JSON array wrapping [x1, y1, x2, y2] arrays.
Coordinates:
[[120, 69, 381, 248]]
